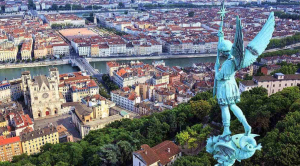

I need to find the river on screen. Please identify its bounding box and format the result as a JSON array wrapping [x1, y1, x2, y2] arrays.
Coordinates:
[[0, 57, 218, 81]]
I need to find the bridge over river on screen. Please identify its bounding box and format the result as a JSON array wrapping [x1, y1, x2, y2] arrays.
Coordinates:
[[69, 58, 103, 80]]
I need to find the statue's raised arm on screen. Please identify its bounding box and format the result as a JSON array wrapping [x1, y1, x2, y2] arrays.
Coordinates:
[[232, 12, 275, 70]]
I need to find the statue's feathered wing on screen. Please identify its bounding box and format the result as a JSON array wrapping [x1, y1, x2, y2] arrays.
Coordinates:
[[232, 12, 275, 70]]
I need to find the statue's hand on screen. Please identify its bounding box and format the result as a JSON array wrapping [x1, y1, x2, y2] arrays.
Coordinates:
[[218, 31, 224, 37], [215, 63, 220, 71]]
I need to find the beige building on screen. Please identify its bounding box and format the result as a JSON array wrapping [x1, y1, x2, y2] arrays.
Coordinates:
[[10, 79, 23, 101], [0, 81, 11, 103], [0, 136, 23, 162], [154, 88, 175, 103], [22, 68, 62, 119], [21, 39, 33, 60], [34, 46, 48, 59], [239, 73, 300, 96], [152, 73, 169, 85], [106, 61, 120, 77], [0, 41, 18, 61], [58, 72, 99, 102], [20, 126, 59, 155], [65, 101, 132, 138], [82, 94, 110, 119], [91, 44, 100, 57]]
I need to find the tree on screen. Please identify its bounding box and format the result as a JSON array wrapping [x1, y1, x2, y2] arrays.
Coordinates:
[[116, 141, 134, 165], [270, 63, 298, 75], [54, 161, 69, 166], [176, 124, 211, 151], [9, 87, 300, 166], [188, 11, 195, 17], [245, 111, 300, 166], [176, 131, 190, 148], [69, 143, 84, 165], [97, 144, 120, 165], [190, 100, 211, 121], [173, 151, 215, 166], [51, 4, 58, 10], [65, 4, 71, 10], [118, 2, 125, 8], [177, 112, 187, 131]]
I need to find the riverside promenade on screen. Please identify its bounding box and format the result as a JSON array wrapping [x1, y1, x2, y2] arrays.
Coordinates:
[[0, 59, 69, 69], [0, 53, 216, 69], [86, 53, 217, 62]]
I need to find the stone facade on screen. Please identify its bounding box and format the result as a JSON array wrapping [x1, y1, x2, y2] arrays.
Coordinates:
[[22, 68, 62, 119]]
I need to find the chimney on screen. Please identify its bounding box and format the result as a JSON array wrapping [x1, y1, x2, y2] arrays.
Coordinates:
[[167, 148, 170, 153]]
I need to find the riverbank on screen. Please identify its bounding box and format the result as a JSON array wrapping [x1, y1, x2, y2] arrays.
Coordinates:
[[87, 53, 217, 62], [0, 59, 69, 69], [0, 54, 216, 69]]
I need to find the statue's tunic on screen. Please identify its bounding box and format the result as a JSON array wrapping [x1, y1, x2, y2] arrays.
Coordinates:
[[216, 58, 240, 105]]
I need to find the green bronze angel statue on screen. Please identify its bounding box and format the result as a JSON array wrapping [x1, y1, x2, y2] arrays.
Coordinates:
[[213, 7, 275, 137], [207, 2, 275, 166]]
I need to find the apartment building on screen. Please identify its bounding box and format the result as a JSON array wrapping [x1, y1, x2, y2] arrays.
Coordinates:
[[58, 72, 99, 102], [52, 43, 70, 56], [91, 44, 99, 57], [0, 41, 18, 61], [0, 136, 23, 162], [99, 44, 110, 57], [0, 102, 24, 137], [108, 40, 126, 55], [0, 116, 9, 136], [44, 14, 85, 27], [111, 89, 141, 111], [0, 82, 11, 103], [152, 73, 169, 85], [12, 113, 34, 136], [65, 101, 131, 138], [113, 68, 153, 88], [239, 73, 300, 96], [81, 94, 111, 119], [106, 62, 120, 77], [20, 126, 59, 155], [154, 88, 176, 103], [10, 79, 23, 101], [21, 39, 33, 60], [34, 45, 48, 59]]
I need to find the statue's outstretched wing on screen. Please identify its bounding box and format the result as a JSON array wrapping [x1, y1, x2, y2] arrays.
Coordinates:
[[232, 16, 244, 70], [242, 12, 275, 68]]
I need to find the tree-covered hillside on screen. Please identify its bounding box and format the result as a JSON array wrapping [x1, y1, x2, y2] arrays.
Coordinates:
[[1, 86, 300, 166]]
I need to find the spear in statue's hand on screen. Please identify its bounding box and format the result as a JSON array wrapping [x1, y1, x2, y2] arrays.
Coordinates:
[[213, 1, 227, 97]]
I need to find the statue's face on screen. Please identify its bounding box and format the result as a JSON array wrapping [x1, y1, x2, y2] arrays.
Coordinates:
[[220, 50, 230, 57]]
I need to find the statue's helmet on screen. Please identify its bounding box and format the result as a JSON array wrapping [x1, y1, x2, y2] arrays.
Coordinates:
[[218, 40, 233, 52]]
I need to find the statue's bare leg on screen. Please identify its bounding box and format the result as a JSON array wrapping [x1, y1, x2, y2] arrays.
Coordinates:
[[220, 105, 231, 137], [229, 104, 251, 136]]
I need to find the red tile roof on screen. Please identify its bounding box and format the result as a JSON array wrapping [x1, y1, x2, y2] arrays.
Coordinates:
[[134, 140, 181, 166], [0, 136, 20, 146]]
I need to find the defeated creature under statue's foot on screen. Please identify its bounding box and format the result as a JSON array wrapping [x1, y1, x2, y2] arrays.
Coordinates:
[[206, 133, 262, 166]]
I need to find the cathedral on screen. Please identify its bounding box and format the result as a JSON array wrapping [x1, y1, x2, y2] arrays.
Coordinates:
[[22, 68, 63, 120]]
